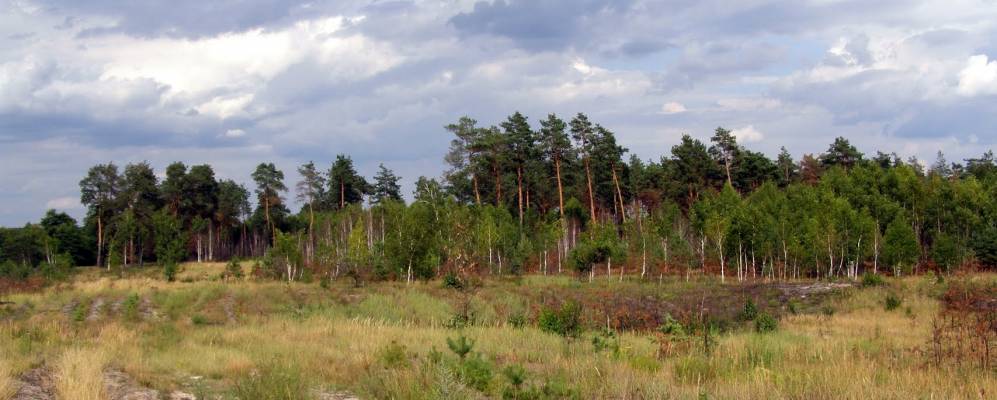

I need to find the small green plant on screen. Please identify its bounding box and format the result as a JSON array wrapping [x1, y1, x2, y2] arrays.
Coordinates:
[[122, 293, 140, 321], [502, 364, 527, 387], [377, 341, 408, 368], [591, 329, 620, 354], [658, 313, 686, 336], [821, 305, 836, 317], [754, 313, 778, 333], [459, 354, 493, 391], [442, 272, 464, 290], [884, 293, 902, 311], [740, 299, 758, 321], [232, 360, 308, 400], [786, 299, 800, 315], [861, 272, 886, 287], [190, 314, 209, 325], [163, 262, 178, 282], [507, 312, 526, 328], [72, 302, 87, 323], [538, 301, 582, 338], [224, 257, 244, 280], [447, 335, 475, 360]]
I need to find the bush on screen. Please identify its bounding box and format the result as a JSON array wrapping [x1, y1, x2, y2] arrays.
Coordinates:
[[224, 257, 244, 280], [740, 299, 758, 321], [861, 272, 886, 287], [122, 293, 140, 321], [232, 360, 308, 400], [884, 293, 902, 311], [459, 355, 493, 391], [591, 329, 620, 354], [190, 314, 209, 325], [442, 272, 464, 290], [163, 262, 178, 282], [446, 336, 475, 360], [754, 313, 778, 333], [538, 301, 582, 338], [377, 341, 408, 368], [658, 313, 686, 336], [507, 312, 526, 328]]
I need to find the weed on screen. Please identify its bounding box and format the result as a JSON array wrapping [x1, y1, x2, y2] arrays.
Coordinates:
[[591, 329, 620, 354], [72, 301, 87, 323], [121, 293, 140, 321], [884, 293, 902, 311], [658, 313, 686, 336], [378, 341, 408, 368], [861, 272, 886, 287], [740, 299, 758, 321], [447, 336, 475, 360], [538, 301, 582, 338], [190, 314, 209, 325], [754, 313, 778, 333], [507, 312, 526, 328], [232, 360, 308, 400]]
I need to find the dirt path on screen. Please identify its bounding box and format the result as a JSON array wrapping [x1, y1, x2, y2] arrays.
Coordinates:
[[12, 368, 55, 400], [87, 297, 105, 321]]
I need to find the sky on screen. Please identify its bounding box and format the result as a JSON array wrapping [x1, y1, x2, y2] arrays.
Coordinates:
[[1, 0, 996, 226]]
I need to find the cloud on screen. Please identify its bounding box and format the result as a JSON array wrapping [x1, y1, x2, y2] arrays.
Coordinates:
[[958, 54, 997, 96], [224, 129, 246, 138], [45, 196, 80, 210], [732, 125, 764, 143], [2, 0, 997, 225], [660, 102, 687, 114]]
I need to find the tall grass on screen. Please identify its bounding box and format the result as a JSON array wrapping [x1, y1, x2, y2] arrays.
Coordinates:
[[54, 347, 107, 400], [0, 359, 16, 400]]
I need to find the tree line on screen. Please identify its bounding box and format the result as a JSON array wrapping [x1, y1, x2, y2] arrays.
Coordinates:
[[2, 111, 996, 283]]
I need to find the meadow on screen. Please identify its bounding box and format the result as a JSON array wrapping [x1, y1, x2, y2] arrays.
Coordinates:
[[0, 263, 994, 400]]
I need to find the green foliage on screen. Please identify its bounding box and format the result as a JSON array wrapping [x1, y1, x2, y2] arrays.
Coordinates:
[[658, 313, 686, 336], [507, 312, 526, 328], [861, 272, 886, 287], [538, 301, 582, 338], [446, 335, 475, 360], [458, 354, 493, 391], [377, 341, 408, 368], [883, 215, 920, 274], [190, 314, 209, 325], [591, 329, 620, 354], [754, 314, 778, 333], [740, 299, 759, 321], [884, 293, 902, 311], [122, 293, 140, 321], [232, 360, 308, 400], [442, 272, 464, 290], [224, 257, 244, 280]]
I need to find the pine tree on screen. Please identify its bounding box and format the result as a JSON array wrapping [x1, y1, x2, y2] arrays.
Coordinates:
[[371, 164, 402, 204]]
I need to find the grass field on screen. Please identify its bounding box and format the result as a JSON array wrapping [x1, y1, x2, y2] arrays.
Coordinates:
[[0, 263, 994, 399]]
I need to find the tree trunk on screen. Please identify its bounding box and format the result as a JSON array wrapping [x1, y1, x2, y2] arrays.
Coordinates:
[[611, 166, 625, 221], [97, 213, 105, 270], [517, 166, 524, 224], [473, 174, 481, 206], [584, 158, 596, 224], [555, 158, 565, 218]]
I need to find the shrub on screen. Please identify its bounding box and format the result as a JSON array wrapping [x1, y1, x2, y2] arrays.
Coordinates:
[[740, 299, 758, 321], [163, 262, 178, 282], [786, 299, 800, 315], [861, 272, 886, 287], [658, 313, 686, 336], [446, 336, 475, 360], [459, 355, 493, 391], [591, 329, 619, 354], [507, 312, 526, 328], [122, 293, 140, 321], [224, 257, 244, 280], [377, 341, 408, 368], [502, 364, 527, 387], [232, 360, 308, 400], [442, 272, 464, 290], [884, 293, 902, 311], [538, 301, 582, 338], [190, 314, 209, 325], [754, 313, 778, 333]]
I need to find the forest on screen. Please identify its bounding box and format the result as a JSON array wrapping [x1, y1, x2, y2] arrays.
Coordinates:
[[2, 112, 997, 285]]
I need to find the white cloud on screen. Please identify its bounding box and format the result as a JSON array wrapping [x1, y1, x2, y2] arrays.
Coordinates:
[[957, 55, 997, 96], [731, 125, 764, 143], [224, 129, 246, 138], [45, 196, 80, 210], [660, 101, 687, 114]]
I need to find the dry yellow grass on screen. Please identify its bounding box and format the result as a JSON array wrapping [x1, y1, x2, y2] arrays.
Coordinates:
[[54, 347, 108, 400], [0, 360, 16, 400], [2, 265, 993, 399]]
